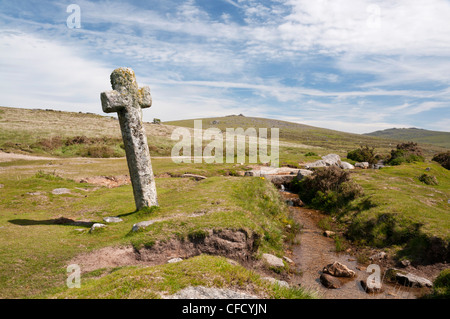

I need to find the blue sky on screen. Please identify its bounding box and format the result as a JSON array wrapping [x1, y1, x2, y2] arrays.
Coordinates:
[[0, 0, 449, 134]]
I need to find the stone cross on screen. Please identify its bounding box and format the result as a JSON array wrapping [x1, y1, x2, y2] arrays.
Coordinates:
[[100, 67, 158, 210]]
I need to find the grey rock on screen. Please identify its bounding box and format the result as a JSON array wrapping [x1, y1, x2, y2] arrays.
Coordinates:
[[323, 261, 356, 278], [167, 257, 183, 263], [283, 256, 294, 264], [89, 223, 106, 233], [101, 67, 158, 210], [355, 162, 369, 169], [52, 188, 71, 195], [165, 286, 258, 299], [132, 220, 156, 232], [340, 162, 355, 170], [306, 160, 327, 168], [262, 253, 285, 268], [321, 154, 341, 166], [387, 268, 432, 288], [360, 279, 383, 294], [320, 273, 342, 289], [103, 216, 123, 223], [262, 277, 289, 288]]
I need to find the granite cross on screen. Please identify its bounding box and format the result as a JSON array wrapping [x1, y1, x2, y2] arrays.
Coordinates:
[[100, 67, 158, 210]]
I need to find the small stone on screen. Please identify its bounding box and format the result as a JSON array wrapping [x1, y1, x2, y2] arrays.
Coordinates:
[[283, 256, 294, 264], [52, 188, 71, 195], [320, 273, 342, 289], [262, 277, 289, 288], [262, 253, 285, 268], [103, 216, 123, 223], [89, 223, 106, 233], [323, 230, 336, 237], [360, 280, 383, 294], [132, 220, 155, 232], [399, 260, 411, 268], [369, 252, 387, 261], [323, 261, 356, 278], [167, 258, 183, 263]]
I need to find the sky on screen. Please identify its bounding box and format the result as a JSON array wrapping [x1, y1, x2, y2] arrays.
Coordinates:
[[0, 0, 449, 134]]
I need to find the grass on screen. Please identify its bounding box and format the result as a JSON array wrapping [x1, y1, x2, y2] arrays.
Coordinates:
[[52, 255, 314, 299], [0, 156, 304, 298]]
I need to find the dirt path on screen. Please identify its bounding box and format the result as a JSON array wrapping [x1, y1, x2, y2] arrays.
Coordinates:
[[282, 191, 428, 299], [0, 151, 58, 162]]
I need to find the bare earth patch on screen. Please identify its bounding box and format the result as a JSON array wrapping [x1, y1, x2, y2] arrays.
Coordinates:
[[74, 175, 131, 188]]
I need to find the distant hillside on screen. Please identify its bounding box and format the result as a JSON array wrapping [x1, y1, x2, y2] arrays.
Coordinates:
[[164, 115, 447, 159], [364, 128, 450, 149]]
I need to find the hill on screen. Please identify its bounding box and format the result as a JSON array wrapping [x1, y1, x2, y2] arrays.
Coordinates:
[[364, 128, 450, 149]]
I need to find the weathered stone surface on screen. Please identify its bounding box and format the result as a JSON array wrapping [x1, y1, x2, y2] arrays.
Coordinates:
[[360, 279, 383, 294], [306, 160, 327, 168], [52, 188, 71, 195], [262, 253, 285, 268], [355, 162, 369, 169], [320, 273, 342, 289], [132, 220, 156, 232], [340, 162, 355, 170], [262, 277, 289, 288], [167, 257, 183, 263], [386, 268, 433, 288], [283, 256, 294, 264], [296, 169, 314, 180], [322, 261, 356, 278], [322, 154, 341, 166], [101, 67, 157, 210], [165, 286, 258, 299], [89, 223, 106, 233], [398, 260, 411, 268], [103, 216, 123, 223], [181, 174, 207, 180]]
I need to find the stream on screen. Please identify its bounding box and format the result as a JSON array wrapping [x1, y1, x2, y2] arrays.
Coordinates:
[[280, 190, 427, 299]]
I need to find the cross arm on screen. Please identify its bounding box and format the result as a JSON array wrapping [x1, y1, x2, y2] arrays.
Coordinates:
[[100, 90, 130, 113], [138, 86, 152, 109]]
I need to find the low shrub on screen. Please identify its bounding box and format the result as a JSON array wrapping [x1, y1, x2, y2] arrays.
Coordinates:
[[294, 166, 363, 213], [304, 152, 317, 157], [347, 145, 377, 164], [432, 151, 450, 170], [387, 142, 424, 165]]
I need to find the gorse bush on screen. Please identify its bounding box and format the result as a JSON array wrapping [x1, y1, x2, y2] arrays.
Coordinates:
[[347, 145, 377, 164], [387, 142, 424, 165], [292, 166, 363, 213], [432, 151, 450, 170]]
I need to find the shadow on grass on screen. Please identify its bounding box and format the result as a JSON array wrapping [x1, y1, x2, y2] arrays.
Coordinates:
[[8, 217, 94, 228]]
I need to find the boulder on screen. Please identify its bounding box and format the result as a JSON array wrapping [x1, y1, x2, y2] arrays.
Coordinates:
[[398, 260, 411, 268], [323, 261, 356, 278], [263, 175, 296, 188], [320, 273, 342, 289], [103, 216, 123, 223], [386, 268, 432, 288], [262, 253, 285, 268], [340, 162, 355, 170], [132, 220, 156, 232], [321, 154, 341, 166]]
